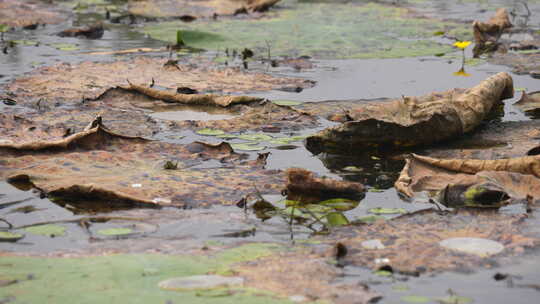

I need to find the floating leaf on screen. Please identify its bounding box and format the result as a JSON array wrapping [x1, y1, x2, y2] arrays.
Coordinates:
[[373, 270, 392, 277], [342, 166, 363, 172], [392, 284, 410, 291], [401, 295, 431, 303], [436, 295, 473, 304], [319, 198, 359, 211], [368, 207, 406, 215], [282, 206, 309, 219], [215, 134, 238, 139], [25, 224, 66, 237], [439, 237, 504, 257], [158, 275, 244, 291], [97, 228, 134, 236], [196, 289, 232, 297], [196, 128, 225, 136], [12, 40, 39, 46], [326, 212, 349, 227], [51, 43, 79, 51], [237, 133, 273, 141], [272, 100, 302, 106], [0, 231, 24, 242], [433, 31, 445, 36], [0, 24, 9, 32], [230, 143, 266, 151]]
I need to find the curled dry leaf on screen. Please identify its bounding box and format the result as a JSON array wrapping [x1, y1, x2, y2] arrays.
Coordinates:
[[514, 91, 540, 114], [0, 117, 285, 209], [472, 8, 512, 58], [306, 72, 514, 154], [395, 153, 540, 207], [285, 168, 365, 203], [124, 81, 262, 107]]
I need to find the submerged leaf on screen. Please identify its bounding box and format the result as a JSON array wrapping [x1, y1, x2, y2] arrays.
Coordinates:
[[436, 295, 473, 304], [196, 128, 225, 136], [237, 133, 273, 141], [401, 295, 431, 303], [158, 275, 244, 291], [368, 208, 406, 215], [24, 224, 66, 237]]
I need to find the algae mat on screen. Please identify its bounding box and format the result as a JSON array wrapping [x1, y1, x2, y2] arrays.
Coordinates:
[[0, 244, 292, 304], [142, 0, 471, 59]]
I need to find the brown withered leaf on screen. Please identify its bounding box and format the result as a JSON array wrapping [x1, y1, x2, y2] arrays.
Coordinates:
[[237, 250, 381, 304], [514, 91, 540, 114], [58, 23, 105, 39], [421, 119, 540, 160], [285, 168, 365, 203], [472, 8, 513, 57], [128, 0, 281, 19], [124, 81, 262, 107], [490, 52, 540, 76], [395, 153, 540, 204], [4, 56, 313, 106], [0, 117, 285, 209], [0, 0, 64, 28], [92, 87, 317, 133], [306, 72, 514, 154], [330, 209, 539, 274]]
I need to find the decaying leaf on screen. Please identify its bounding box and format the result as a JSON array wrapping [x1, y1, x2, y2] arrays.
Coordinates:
[[472, 8, 512, 58], [4, 56, 313, 106], [128, 0, 281, 19], [306, 72, 514, 154], [237, 250, 381, 304], [514, 91, 540, 114], [58, 23, 105, 39], [325, 209, 539, 274], [0, 0, 64, 28], [124, 81, 262, 107], [285, 168, 365, 203], [420, 120, 540, 161], [0, 117, 285, 209], [395, 154, 540, 207]]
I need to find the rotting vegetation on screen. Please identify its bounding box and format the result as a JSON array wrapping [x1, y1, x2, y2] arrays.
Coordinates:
[[2, 0, 540, 303]]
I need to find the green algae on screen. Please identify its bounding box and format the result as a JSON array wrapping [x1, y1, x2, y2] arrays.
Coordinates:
[[141, 0, 470, 59], [0, 243, 288, 304]]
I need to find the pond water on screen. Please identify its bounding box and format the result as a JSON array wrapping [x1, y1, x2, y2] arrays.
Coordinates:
[[1, 0, 540, 303]]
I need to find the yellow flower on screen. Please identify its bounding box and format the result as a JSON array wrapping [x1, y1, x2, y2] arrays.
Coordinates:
[[453, 67, 471, 77], [453, 41, 472, 49]]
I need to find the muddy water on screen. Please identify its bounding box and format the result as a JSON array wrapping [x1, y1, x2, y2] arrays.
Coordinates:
[[1, 1, 540, 303]]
